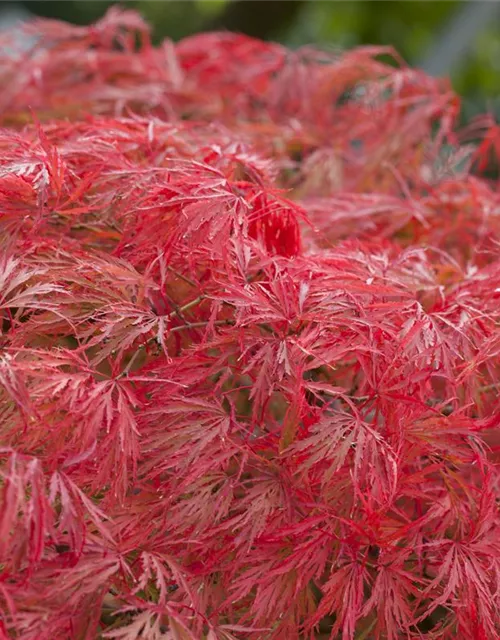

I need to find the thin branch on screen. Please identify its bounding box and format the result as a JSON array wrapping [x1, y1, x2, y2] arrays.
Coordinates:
[[166, 265, 198, 289], [169, 319, 235, 333], [166, 295, 205, 320]]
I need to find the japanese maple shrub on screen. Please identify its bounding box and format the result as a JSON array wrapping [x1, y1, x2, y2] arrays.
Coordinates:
[[1, 8, 500, 640]]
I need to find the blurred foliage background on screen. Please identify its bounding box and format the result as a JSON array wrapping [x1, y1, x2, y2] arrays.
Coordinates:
[[6, 0, 500, 123]]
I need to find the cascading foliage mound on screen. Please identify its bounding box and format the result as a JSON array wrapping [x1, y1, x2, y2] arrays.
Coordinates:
[[1, 7, 500, 640]]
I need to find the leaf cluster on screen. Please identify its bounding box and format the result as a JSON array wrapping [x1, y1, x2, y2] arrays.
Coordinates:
[[1, 8, 500, 640]]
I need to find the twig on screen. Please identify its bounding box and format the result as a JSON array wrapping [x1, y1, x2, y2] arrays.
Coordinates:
[[478, 382, 500, 394], [169, 319, 235, 333], [166, 265, 198, 289], [167, 295, 205, 320]]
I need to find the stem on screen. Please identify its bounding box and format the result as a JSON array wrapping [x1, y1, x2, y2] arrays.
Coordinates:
[[170, 320, 235, 333], [167, 295, 205, 319], [119, 349, 142, 377], [478, 382, 500, 393], [166, 265, 198, 288], [355, 617, 377, 640], [164, 291, 189, 324]]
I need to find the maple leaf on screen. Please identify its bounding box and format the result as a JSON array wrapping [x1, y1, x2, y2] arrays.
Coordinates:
[[1, 8, 500, 640]]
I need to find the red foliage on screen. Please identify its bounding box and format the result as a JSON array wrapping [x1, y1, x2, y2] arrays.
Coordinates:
[[1, 8, 500, 639]]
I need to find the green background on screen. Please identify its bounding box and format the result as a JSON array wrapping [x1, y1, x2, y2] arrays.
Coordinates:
[[13, 0, 500, 123]]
